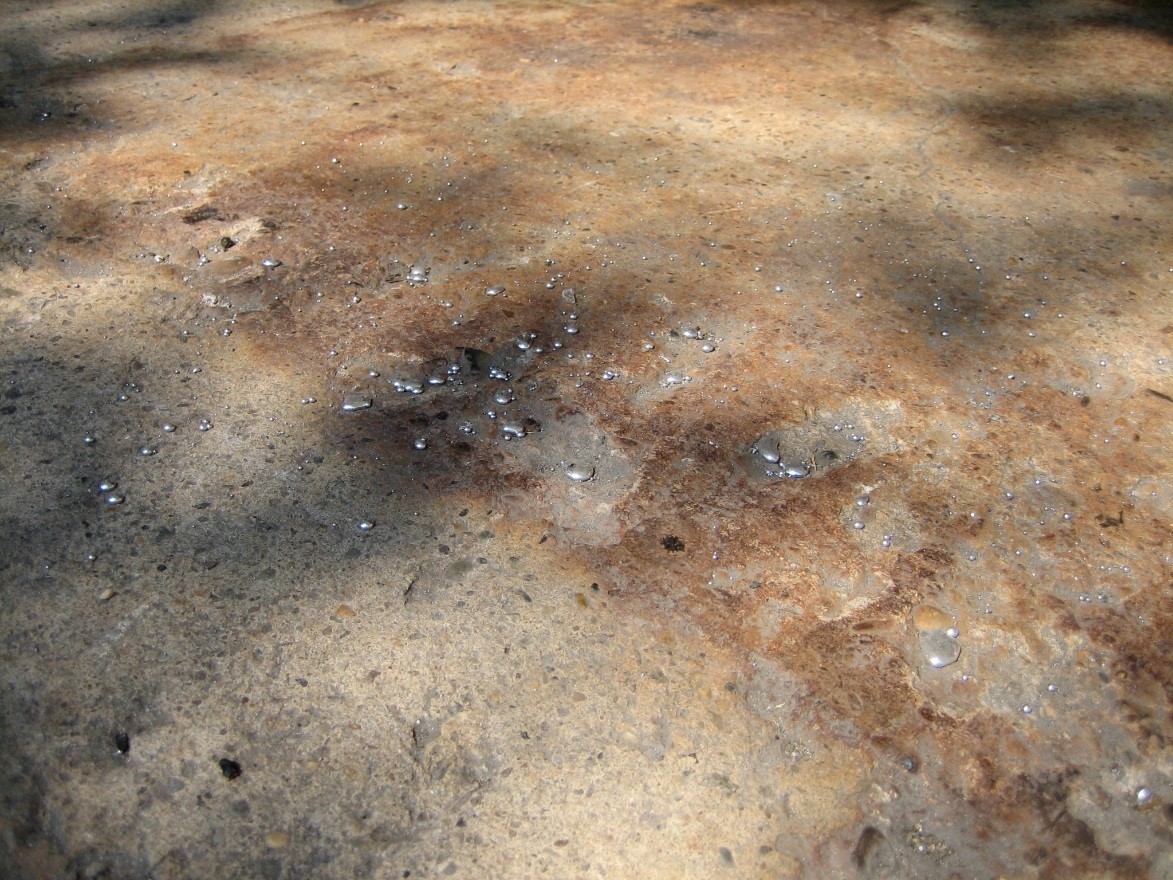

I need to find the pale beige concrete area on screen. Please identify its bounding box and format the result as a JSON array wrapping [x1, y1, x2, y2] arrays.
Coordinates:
[[0, 1, 1169, 877]]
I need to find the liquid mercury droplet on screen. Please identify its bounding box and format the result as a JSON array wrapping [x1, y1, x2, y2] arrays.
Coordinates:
[[565, 464, 596, 483], [919, 629, 961, 668]]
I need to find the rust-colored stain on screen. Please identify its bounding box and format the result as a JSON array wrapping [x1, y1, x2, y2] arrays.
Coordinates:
[[0, 0, 1169, 877]]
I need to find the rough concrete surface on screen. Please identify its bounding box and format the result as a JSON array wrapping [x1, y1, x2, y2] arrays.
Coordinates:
[[0, 0, 1169, 877]]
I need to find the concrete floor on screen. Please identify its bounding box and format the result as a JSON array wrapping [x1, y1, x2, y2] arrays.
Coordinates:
[[0, 0, 1169, 877]]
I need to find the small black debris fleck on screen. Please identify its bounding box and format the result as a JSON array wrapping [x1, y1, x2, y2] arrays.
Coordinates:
[[219, 758, 242, 780], [661, 535, 685, 552], [1095, 511, 1124, 528], [181, 204, 223, 224], [114, 732, 130, 754], [1146, 387, 1173, 404]]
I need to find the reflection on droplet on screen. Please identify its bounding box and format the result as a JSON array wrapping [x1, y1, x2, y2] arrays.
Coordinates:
[[104, 493, 125, 505], [565, 464, 595, 482], [139, 446, 157, 456], [198, 419, 213, 431], [98, 480, 117, 492], [919, 628, 961, 668], [162, 424, 176, 433], [357, 520, 374, 531], [392, 378, 424, 394], [341, 395, 372, 412], [754, 443, 780, 464], [485, 285, 504, 296], [413, 438, 427, 450]]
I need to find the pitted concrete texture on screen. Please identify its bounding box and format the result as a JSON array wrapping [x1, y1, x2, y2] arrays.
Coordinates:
[[0, 0, 1170, 877]]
